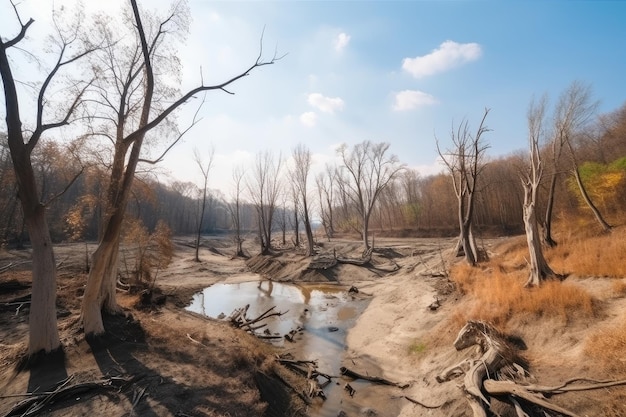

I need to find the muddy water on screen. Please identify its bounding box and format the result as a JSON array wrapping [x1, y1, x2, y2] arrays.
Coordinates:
[[186, 280, 396, 417]]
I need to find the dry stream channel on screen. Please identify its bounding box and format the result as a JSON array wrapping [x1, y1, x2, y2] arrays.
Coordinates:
[[186, 280, 392, 417]]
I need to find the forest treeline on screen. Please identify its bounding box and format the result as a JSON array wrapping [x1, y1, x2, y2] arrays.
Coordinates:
[[1, 100, 625, 247]]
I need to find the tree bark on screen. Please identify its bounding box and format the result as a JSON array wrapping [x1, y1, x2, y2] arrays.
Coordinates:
[[25, 207, 61, 354], [1, 24, 61, 354], [523, 183, 555, 287], [542, 172, 558, 247]]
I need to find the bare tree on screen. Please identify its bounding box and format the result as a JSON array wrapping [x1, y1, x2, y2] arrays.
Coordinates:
[[437, 109, 491, 266], [337, 141, 404, 250], [247, 151, 283, 254], [557, 82, 612, 232], [291, 144, 315, 256], [1, 4, 93, 355], [81, 0, 281, 336], [315, 164, 336, 240], [290, 182, 300, 247], [543, 81, 607, 245], [193, 146, 215, 262], [522, 96, 556, 287], [227, 166, 246, 257]]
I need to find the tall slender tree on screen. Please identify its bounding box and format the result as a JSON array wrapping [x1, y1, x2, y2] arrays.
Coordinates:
[[291, 144, 315, 256], [1, 3, 93, 355], [81, 0, 281, 336], [247, 151, 283, 254], [437, 109, 491, 266], [193, 146, 215, 262]]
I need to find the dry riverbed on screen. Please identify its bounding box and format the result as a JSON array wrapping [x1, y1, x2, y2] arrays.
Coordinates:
[[1, 234, 625, 416]]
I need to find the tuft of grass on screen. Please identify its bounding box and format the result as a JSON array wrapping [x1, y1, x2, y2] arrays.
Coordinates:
[[584, 313, 626, 375], [408, 341, 427, 355], [450, 265, 596, 326]]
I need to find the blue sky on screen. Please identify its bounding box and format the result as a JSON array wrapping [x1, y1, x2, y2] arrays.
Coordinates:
[[2, 0, 626, 195]]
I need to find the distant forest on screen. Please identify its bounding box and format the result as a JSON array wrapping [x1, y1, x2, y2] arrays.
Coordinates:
[[1, 101, 625, 247]]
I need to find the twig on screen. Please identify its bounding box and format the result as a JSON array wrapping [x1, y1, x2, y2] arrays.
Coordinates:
[[340, 366, 409, 389], [394, 395, 446, 409]]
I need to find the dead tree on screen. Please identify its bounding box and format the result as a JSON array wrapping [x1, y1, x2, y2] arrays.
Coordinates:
[[291, 144, 315, 256], [81, 0, 282, 337], [522, 96, 556, 287], [193, 147, 215, 262], [437, 109, 491, 266], [337, 141, 404, 250], [1, 3, 94, 354]]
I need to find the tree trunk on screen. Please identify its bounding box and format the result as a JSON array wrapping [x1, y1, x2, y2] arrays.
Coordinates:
[[26, 207, 61, 354], [362, 213, 370, 250], [573, 167, 612, 232], [302, 203, 314, 256], [293, 202, 300, 247], [523, 184, 555, 287], [542, 173, 558, 247]]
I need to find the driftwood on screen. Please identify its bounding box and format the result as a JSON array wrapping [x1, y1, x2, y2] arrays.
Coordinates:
[[437, 320, 626, 417], [226, 304, 287, 339], [340, 366, 409, 389], [276, 355, 333, 401], [2, 374, 134, 417]]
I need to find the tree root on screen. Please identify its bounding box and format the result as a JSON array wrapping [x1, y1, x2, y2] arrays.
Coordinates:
[[436, 320, 626, 417]]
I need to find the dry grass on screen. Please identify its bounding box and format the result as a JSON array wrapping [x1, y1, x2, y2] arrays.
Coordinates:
[[584, 312, 626, 375], [450, 263, 596, 327], [547, 224, 626, 278]]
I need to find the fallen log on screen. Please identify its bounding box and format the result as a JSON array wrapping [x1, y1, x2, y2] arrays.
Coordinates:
[[340, 366, 409, 389], [483, 380, 578, 417]]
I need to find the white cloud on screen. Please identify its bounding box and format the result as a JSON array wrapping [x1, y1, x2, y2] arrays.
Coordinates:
[[393, 90, 437, 111], [333, 32, 351, 52], [307, 93, 345, 114], [402, 40, 482, 78], [300, 112, 318, 127]]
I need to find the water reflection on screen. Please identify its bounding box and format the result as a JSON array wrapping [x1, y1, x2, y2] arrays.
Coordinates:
[[186, 280, 371, 417]]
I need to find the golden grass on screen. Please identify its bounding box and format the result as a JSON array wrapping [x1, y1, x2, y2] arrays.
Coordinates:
[[450, 264, 596, 327], [584, 312, 626, 375], [547, 224, 626, 278]]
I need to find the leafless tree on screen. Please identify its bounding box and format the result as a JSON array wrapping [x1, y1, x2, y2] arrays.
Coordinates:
[[247, 150, 283, 254], [558, 82, 611, 232], [81, 0, 282, 336], [543, 81, 607, 245], [290, 144, 315, 256], [437, 109, 491, 266], [193, 146, 214, 262], [315, 164, 336, 240], [522, 96, 556, 287], [337, 141, 404, 250], [226, 166, 246, 257], [1, 3, 94, 354]]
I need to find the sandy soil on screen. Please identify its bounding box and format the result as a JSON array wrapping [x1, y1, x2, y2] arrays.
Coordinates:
[[1, 234, 625, 416]]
